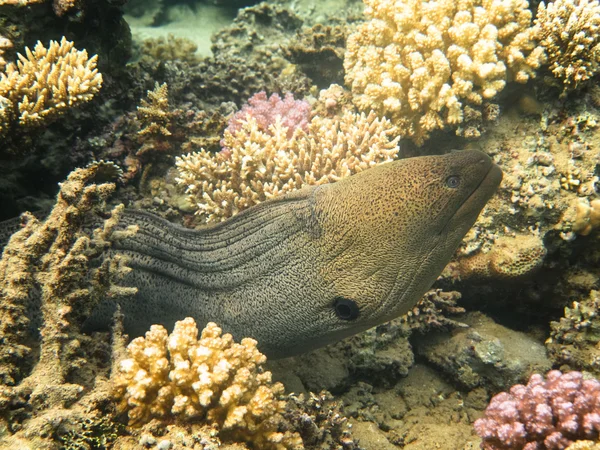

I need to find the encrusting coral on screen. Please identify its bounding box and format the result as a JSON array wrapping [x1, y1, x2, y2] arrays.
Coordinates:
[[344, 0, 545, 144], [454, 233, 547, 280], [0, 161, 137, 448], [534, 0, 600, 90], [0, 37, 102, 137], [113, 317, 303, 449], [175, 93, 400, 222]]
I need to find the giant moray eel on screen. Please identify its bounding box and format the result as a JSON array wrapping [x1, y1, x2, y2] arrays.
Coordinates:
[[87, 150, 501, 358]]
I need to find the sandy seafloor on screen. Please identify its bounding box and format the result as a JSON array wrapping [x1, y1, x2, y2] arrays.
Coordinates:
[[0, 0, 599, 448]]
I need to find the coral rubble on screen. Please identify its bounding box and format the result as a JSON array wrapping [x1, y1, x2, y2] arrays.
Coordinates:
[[547, 290, 600, 376]]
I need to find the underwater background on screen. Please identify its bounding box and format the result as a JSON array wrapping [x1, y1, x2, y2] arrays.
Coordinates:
[[0, 0, 599, 448]]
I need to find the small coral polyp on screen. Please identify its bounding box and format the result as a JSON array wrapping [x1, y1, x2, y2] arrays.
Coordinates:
[[344, 0, 545, 144], [113, 318, 302, 449]]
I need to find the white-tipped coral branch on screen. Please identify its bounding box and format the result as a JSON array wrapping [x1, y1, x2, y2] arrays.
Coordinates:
[[0, 37, 102, 136], [175, 109, 400, 222]]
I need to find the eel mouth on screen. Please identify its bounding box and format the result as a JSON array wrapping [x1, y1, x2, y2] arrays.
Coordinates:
[[444, 161, 503, 233]]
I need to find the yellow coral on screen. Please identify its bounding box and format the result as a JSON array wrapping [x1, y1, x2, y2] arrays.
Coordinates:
[[565, 440, 600, 450], [535, 0, 600, 89], [175, 109, 399, 222], [113, 318, 302, 449], [344, 0, 545, 144], [571, 198, 600, 235], [0, 37, 102, 134], [0, 34, 12, 71], [137, 82, 171, 138]]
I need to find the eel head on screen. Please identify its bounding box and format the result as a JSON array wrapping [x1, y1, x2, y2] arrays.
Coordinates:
[[279, 149, 502, 355]]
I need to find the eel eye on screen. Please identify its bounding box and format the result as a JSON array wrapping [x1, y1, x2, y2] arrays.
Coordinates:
[[446, 175, 460, 189], [333, 298, 360, 321]]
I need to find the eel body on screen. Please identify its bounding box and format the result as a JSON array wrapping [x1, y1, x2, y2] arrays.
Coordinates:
[[87, 150, 502, 358]]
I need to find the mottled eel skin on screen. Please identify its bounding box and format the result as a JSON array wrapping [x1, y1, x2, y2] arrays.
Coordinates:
[[87, 150, 502, 358]]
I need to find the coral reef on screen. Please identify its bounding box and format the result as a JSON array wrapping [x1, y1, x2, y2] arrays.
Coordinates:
[[474, 370, 600, 449], [136, 82, 173, 156], [571, 198, 600, 236], [284, 24, 347, 87], [534, 0, 600, 90], [547, 290, 600, 376], [0, 37, 102, 137], [566, 442, 600, 450], [0, 161, 136, 448], [344, 0, 544, 144], [223, 91, 311, 143], [113, 317, 303, 449], [344, 0, 545, 144], [175, 106, 400, 222], [139, 34, 199, 63], [285, 391, 362, 449]]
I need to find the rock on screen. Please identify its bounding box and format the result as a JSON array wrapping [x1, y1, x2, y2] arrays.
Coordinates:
[[413, 311, 551, 390]]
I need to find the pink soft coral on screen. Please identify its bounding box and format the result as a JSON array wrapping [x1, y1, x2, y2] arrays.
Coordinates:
[[225, 91, 311, 139], [474, 370, 600, 449]]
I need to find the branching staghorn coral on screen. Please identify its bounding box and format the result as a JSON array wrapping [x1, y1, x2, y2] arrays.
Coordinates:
[[0, 37, 102, 137], [0, 161, 137, 448], [113, 317, 303, 449], [175, 109, 400, 222], [136, 81, 173, 156], [344, 0, 545, 144], [534, 0, 600, 90]]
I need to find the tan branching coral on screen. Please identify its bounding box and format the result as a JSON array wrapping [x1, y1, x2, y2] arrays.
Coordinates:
[[113, 318, 302, 449], [0, 37, 102, 135], [455, 233, 547, 280], [344, 0, 545, 144], [534, 0, 600, 89], [136, 82, 173, 156], [175, 110, 400, 222], [0, 161, 137, 448]]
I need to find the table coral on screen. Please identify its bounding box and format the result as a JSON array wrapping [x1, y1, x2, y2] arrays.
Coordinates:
[[113, 317, 302, 449], [175, 106, 399, 222], [534, 0, 600, 90], [474, 370, 600, 449], [0, 37, 102, 136], [344, 0, 545, 144]]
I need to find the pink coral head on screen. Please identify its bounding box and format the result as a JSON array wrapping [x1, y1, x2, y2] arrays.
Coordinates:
[[222, 91, 312, 144], [475, 370, 600, 449]]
